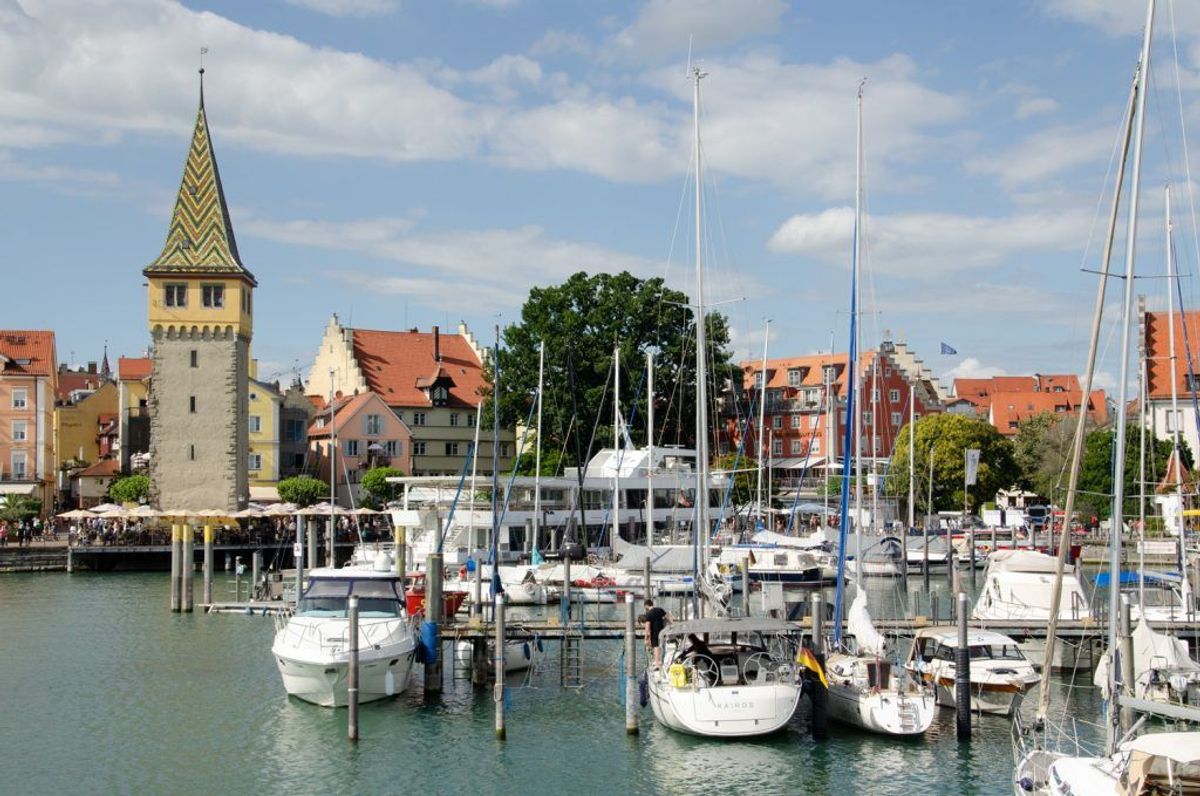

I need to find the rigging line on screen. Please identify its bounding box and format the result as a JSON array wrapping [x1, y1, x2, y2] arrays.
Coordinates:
[[1171, 253, 1200, 446], [436, 442, 476, 553], [1168, 0, 1200, 315]]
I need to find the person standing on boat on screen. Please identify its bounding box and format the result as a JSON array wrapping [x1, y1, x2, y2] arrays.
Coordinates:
[[640, 599, 670, 668]]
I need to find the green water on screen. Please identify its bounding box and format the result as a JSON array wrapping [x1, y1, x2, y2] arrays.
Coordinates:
[[0, 573, 1104, 795]]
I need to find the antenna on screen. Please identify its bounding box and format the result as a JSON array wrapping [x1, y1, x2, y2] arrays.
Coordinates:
[[685, 34, 693, 77]]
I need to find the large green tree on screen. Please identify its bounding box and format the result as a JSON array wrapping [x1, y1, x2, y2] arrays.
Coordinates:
[[359, 466, 405, 508], [108, 474, 150, 504], [1077, 426, 1193, 520], [885, 413, 1019, 514], [492, 271, 734, 468], [1011, 412, 1084, 500], [277, 476, 327, 508]]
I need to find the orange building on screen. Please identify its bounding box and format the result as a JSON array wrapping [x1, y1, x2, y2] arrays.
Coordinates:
[[951, 374, 1107, 436], [0, 331, 58, 511]]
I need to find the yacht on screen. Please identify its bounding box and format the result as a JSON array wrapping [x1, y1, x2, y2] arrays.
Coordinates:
[[646, 617, 804, 738], [1093, 619, 1200, 708], [905, 626, 1039, 715], [272, 556, 418, 707]]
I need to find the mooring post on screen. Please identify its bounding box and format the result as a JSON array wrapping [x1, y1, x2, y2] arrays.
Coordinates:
[[251, 549, 262, 600], [394, 523, 406, 592], [471, 638, 488, 687], [494, 593, 506, 740], [562, 554, 573, 622], [203, 523, 214, 605], [471, 557, 482, 620], [1118, 594, 1134, 735], [810, 591, 828, 740], [739, 558, 750, 617], [955, 591, 971, 740], [424, 552, 444, 693], [307, 514, 316, 575], [327, 518, 336, 569], [524, 518, 534, 557], [643, 557, 652, 603], [348, 594, 360, 742], [931, 589, 940, 624], [624, 592, 639, 735], [182, 524, 194, 613], [66, 546, 73, 574], [170, 523, 181, 612], [234, 555, 243, 602], [294, 516, 305, 607]]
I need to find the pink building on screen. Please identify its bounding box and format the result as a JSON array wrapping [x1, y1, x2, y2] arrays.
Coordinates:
[[307, 391, 412, 506], [0, 331, 58, 511]]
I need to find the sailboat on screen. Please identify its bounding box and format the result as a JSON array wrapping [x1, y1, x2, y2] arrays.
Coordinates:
[[822, 83, 934, 737], [1012, 2, 1200, 792], [645, 65, 804, 739]]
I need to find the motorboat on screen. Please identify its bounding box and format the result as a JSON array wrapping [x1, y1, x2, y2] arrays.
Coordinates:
[[646, 617, 804, 738], [824, 592, 936, 735], [972, 549, 1094, 670], [272, 557, 418, 707], [1094, 570, 1191, 623], [714, 546, 824, 585], [404, 571, 468, 617], [905, 626, 1039, 715]]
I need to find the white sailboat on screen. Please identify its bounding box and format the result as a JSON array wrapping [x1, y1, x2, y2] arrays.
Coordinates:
[[645, 65, 803, 738]]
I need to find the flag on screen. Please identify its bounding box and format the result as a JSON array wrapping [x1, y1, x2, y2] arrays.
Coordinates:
[[940, 342, 957, 355], [796, 646, 828, 688], [965, 448, 981, 486]]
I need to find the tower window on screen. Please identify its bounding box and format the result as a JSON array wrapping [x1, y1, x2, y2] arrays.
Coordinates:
[[188, 444, 195, 461], [202, 284, 225, 308], [165, 284, 187, 307], [189, 396, 196, 413], [190, 350, 198, 368]]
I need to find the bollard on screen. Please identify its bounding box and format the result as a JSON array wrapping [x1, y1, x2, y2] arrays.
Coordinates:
[[740, 558, 750, 617], [170, 523, 181, 612], [811, 592, 824, 654], [1118, 594, 1134, 735], [625, 593, 639, 735], [424, 553, 444, 693], [643, 557, 652, 603], [203, 524, 214, 605], [494, 593, 506, 740], [955, 591, 971, 740], [295, 516, 305, 607], [809, 591, 827, 740], [348, 594, 360, 742], [66, 547, 73, 574], [182, 525, 194, 613]]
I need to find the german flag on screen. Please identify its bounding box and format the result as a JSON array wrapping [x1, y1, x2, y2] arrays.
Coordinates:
[[796, 646, 828, 689]]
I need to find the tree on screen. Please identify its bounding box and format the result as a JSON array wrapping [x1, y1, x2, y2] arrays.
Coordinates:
[[359, 466, 405, 508], [108, 474, 150, 504], [509, 448, 566, 477], [0, 495, 40, 522], [1011, 412, 1080, 500], [1077, 426, 1193, 520], [491, 271, 734, 467], [713, 453, 758, 506], [277, 476, 327, 508], [885, 413, 1019, 514]]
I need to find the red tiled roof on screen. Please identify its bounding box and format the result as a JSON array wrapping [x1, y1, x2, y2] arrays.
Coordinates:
[[989, 389, 1107, 435], [0, 330, 56, 378], [1144, 310, 1200, 401], [118, 357, 151, 381], [79, 459, 120, 477], [307, 392, 375, 438], [351, 328, 486, 409], [56, 370, 106, 401], [306, 394, 327, 412]]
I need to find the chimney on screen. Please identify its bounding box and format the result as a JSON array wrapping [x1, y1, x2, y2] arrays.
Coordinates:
[[87, 362, 97, 374], [433, 326, 441, 362]]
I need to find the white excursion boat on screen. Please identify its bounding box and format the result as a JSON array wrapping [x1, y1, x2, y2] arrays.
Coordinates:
[[646, 618, 803, 738], [905, 627, 1039, 715], [272, 558, 418, 707], [972, 549, 1094, 670], [825, 592, 936, 736]]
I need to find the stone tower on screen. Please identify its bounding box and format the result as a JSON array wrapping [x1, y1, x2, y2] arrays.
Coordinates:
[[144, 72, 255, 511]]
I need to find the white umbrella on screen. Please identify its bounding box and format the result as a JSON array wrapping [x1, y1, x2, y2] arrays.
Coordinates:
[[91, 503, 123, 513], [57, 508, 97, 519]]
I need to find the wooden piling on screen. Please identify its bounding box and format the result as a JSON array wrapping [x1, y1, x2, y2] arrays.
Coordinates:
[[624, 593, 638, 735], [494, 593, 506, 740], [234, 556, 243, 602], [955, 591, 971, 740], [170, 523, 181, 612], [182, 525, 194, 613], [394, 523, 406, 591], [203, 524, 214, 605], [424, 552, 444, 693], [348, 594, 360, 742], [809, 591, 827, 740]]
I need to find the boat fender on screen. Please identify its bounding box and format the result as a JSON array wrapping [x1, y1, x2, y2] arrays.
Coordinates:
[[639, 673, 649, 707], [522, 642, 531, 660], [535, 636, 544, 653], [419, 620, 440, 665]]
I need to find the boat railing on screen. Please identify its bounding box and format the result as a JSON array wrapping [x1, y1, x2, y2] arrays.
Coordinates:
[[275, 613, 407, 653]]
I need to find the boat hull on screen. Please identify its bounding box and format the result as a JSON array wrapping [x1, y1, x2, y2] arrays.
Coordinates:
[[274, 647, 416, 707], [647, 676, 801, 738], [826, 685, 936, 735]]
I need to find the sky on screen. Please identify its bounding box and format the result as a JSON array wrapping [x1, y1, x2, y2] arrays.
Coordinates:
[[4, 0, 1200, 396]]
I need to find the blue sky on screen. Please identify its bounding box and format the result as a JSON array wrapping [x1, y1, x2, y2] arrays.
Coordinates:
[[3, 0, 1200, 393]]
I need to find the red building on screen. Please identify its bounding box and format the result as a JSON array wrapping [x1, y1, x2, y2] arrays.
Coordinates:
[[951, 374, 1107, 436]]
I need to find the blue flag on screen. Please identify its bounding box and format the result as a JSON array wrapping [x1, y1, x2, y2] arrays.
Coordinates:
[[940, 342, 957, 355]]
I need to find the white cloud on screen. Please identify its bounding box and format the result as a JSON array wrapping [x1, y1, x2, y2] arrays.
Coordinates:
[[767, 206, 1089, 277], [283, 0, 399, 17], [1041, 0, 1200, 39], [1015, 96, 1059, 119], [530, 30, 592, 58], [242, 214, 667, 313], [945, 357, 1008, 384], [613, 0, 787, 59], [967, 122, 1116, 188]]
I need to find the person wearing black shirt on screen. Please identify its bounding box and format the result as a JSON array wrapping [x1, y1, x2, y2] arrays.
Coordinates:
[[639, 599, 670, 667]]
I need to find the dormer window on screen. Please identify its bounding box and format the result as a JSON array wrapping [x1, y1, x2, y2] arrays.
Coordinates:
[[432, 384, 449, 406]]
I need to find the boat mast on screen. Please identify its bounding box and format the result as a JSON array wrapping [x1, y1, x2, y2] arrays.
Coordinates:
[[646, 349, 655, 554], [613, 344, 620, 552], [691, 64, 710, 617], [1106, 0, 1154, 754], [853, 81, 865, 582], [533, 339, 544, 555], [1033, 54, 1140, 727], [491, 325, 503, 596], [1139, 355, 1147, 612], [756, 320, 770, 529], [1166, 184, 1189, 606]]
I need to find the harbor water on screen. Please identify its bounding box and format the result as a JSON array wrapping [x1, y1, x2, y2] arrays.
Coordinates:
[[1, 572, 1105, 795]]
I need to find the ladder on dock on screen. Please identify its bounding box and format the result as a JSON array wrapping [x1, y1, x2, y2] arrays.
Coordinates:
[[560, 627, 583, 689]]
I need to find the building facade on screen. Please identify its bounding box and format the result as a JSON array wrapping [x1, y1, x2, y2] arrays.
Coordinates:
[[307, 391, 412, 506], [0, 331, 58, 510], [1142, 305, 1200, 466], [280, 382, 315, 480], [305, 316, 514, 477], [144, 79, 253, 511], [951, 374, 1107, 436], [117, 356, 151, 471], [248, 378, 282, 488]]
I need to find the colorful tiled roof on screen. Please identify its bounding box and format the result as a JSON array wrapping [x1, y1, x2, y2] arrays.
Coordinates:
[[1143, 310, 1200, 401], [118, 357, 152, 381], [144, 79, 254, 284], [351, 328, 486, 408], [79, 459, 120, 477], [0, 330, 56, 378]]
